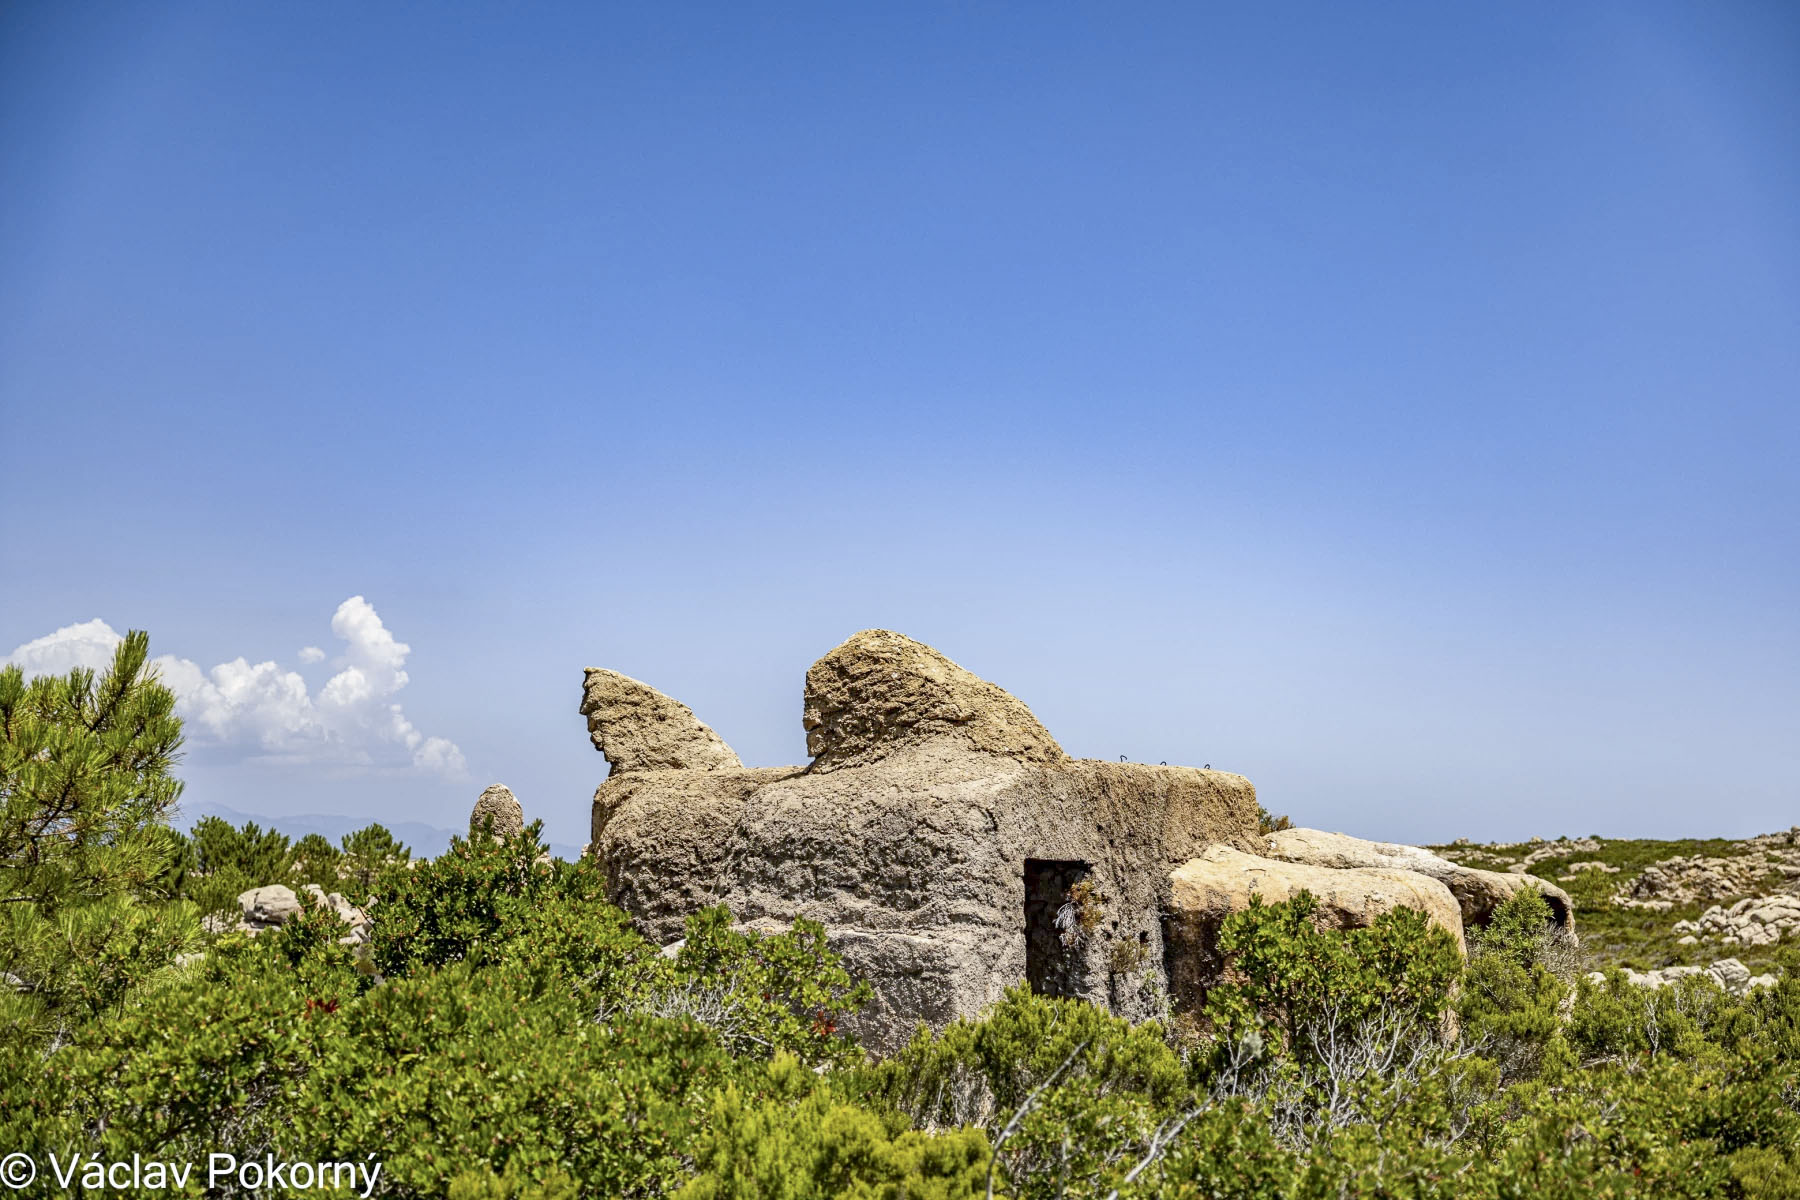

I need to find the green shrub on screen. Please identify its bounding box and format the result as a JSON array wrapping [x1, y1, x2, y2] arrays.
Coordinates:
[[287, 968, 733, 1198], [1458, 890, 1572, 1080], [371, 821, 564, 977], [1564, 970, 1755, 1067], [1743, 950, 1800, 1062], [0, 633, 196, 1047], [649, 905, 872, 1070], [868, 989, 1232, 1198], [1151, 1101, 1299, 1198], [878, 985, 1188, 1124], [680, 1056, 989, 1200], [1202, 892, 1463, 1058], [337, 822, 410, 897], [2, 916, 365, 1175]]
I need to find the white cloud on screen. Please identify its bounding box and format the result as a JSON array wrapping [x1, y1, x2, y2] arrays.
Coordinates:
[[2, 619, 125, 677], [3, 597, 466, 778]]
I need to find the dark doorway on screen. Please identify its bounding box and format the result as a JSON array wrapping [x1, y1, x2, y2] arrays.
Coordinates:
[[1024, 859, 1093, 998]]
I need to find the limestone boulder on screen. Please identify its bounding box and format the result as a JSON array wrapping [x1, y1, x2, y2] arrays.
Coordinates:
[[1164, 846, 1464, 1006], [471, 782, 525, 839], [230, 882, 375, 945], [237, 884, 302, 929], [1264, 828, 1574, 932], [580, 668, 742, 776]]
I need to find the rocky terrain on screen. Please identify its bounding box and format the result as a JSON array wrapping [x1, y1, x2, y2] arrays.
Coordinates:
[[1432, 827, 1800, 977]]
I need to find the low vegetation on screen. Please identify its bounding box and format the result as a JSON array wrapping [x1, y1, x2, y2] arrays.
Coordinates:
[[4, 635, 1797, 1196]]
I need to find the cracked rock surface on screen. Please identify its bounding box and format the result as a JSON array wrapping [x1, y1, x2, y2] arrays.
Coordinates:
[[580, 668, 742, 776]]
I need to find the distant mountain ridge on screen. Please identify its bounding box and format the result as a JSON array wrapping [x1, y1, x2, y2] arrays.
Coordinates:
[[172, 801, 583, 861]]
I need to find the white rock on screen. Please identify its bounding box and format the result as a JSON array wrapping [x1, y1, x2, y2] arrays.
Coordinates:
[[1596, 957, 1769, 998], [238, 885, 302, 927], [1708, 959, 1751, 993]]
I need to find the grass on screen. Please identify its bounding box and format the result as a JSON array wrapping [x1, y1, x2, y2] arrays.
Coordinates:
[[1426, 835, 1793, 975]]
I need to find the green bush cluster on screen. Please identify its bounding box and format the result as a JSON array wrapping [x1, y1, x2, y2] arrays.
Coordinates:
[[171, 814, 412, 922], [3, 819, 881, 1197], [4, 632, 1798, 1196]]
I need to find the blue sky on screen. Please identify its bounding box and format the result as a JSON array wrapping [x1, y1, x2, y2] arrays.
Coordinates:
[[2, 2, 1795, 849]]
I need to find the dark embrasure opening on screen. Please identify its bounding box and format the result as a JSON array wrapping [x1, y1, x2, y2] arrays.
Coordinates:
[[1024, 858, 1093, 998]]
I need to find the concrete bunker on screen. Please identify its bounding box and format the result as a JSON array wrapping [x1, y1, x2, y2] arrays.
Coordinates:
[[580, 629, 1570, 1050]]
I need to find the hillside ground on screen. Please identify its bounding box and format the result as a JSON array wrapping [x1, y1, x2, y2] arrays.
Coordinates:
[[1428, 830, 1800, 974]]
